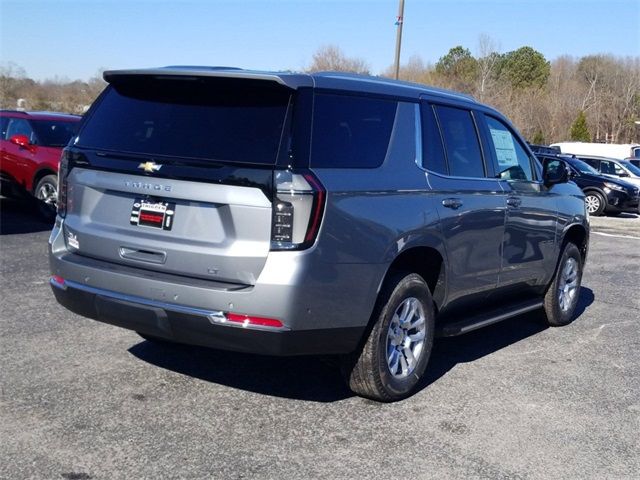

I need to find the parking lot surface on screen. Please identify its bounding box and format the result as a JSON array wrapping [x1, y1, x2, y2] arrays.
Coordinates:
[[1, 197, 639, 480]]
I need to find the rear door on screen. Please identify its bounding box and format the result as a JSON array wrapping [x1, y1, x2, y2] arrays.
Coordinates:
[[420, 101, 506, 305], [63, 75, 293, 285]]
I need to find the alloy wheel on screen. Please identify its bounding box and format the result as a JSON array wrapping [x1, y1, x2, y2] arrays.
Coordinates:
[[386, 297, 426, 379], [36, 181, 57, 209], [558, 257, 579, 312], [584, 195, 600, 214]]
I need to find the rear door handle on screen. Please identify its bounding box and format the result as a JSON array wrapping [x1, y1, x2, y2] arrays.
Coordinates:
[[507, 197, 522, 208], [442, 198, 463, 209]]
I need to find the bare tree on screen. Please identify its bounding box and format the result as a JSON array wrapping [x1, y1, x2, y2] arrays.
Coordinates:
[[475, 34, 501, 101], [307, 45, 370, 74]]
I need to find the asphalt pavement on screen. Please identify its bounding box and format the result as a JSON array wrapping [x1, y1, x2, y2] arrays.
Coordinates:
[[1, 196, 639, 480]]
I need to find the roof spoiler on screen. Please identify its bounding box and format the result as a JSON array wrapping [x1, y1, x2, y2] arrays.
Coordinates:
[[103, 66, 312, 90]]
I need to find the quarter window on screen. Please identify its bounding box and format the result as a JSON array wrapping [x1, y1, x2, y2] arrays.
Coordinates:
[[311, 94, 397, 168], [434, 105, 485, 178], [485, 116, 534, 181]]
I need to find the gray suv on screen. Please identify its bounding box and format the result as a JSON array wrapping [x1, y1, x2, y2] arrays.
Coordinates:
[[49, 67, 589, 401]]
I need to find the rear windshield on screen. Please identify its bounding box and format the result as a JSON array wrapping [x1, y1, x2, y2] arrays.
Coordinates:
[[78, 77, 291, 165]]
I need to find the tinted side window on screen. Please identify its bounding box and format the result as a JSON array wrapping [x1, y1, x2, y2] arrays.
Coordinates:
[[31, 120, 78, 147], [420, 103, 447, 174], [485, 116, 534, 181], [580, 158, 599, 170], [434, 105, 485, 178], [311, 94, 397, 168], [599, 160, 618, 175], [6, 118, 35, 141], [612, 162, 626, 176]]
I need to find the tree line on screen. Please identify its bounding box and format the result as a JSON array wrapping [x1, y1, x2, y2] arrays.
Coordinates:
[[309, 40, 640, 145], [0, 63, 106, 115], [2, 39, 638, 144]]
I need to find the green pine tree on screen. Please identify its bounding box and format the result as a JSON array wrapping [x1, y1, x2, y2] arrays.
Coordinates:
[[532, 130, 546, 145], [570, 111, 591, 142]]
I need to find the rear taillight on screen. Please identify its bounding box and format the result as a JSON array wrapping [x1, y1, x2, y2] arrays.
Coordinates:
[[57, 149, 70, 218], [271, 170, 325, 250], [50, 275, 67, 290]]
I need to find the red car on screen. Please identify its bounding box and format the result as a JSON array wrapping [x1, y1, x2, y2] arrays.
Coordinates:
[[1, 110, 81, 219]]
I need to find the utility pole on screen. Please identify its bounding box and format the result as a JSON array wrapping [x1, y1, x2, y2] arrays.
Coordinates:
[[393, 0, 405, 80]]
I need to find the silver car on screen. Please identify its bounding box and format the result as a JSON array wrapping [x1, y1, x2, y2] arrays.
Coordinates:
[[50, 67, 589, 401]]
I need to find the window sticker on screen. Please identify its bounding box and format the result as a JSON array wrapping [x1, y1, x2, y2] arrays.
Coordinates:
[[490, 128, 518, 168]]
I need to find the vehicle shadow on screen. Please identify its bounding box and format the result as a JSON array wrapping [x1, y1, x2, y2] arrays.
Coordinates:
[[128, 340, 354, 402], [129, 287, 595, 403], [607, 212, 639, 219], [417, 286, 595, 394], [0, 196, 53, 235]]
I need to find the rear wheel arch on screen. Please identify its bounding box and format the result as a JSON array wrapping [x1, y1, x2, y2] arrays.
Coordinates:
[[349, 246, 445, 360], [379, 246, 446, 310]]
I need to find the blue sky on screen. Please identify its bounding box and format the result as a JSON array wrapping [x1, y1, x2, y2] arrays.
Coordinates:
[[1, 0, 638, 81]]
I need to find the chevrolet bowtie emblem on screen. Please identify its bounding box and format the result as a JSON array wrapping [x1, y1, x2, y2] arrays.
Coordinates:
[[138, 161, 162, 173]]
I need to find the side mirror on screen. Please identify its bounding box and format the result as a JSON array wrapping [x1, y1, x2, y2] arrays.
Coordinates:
[[9, 134, 35, 151], [542, 158, 569, 187], [618, 172, 630, 177]]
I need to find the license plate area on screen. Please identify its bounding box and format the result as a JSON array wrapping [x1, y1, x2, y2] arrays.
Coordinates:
[[130, 197, 175, 230]]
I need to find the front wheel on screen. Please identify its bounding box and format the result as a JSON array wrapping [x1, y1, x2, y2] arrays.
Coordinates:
[[544, 243, 583, 327], [341, 272, 435, 402], [34, 174, 58, 221], [584, 191, 605, 216]]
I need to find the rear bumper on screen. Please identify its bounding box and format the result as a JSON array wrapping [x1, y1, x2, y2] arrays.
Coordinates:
[[49, 219, 380, 356], [51, 278, 364, 356]]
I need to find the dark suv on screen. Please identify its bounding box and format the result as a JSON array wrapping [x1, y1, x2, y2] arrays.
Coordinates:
[[536, 153, 639, 216], [0, 110, 81, 218], [49, 67, 589, 401]]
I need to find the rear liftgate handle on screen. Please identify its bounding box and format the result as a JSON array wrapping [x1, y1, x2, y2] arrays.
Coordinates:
[[119, 247, 167, 264], [442, 198, 463, 210], [507, 197, 522, 208]]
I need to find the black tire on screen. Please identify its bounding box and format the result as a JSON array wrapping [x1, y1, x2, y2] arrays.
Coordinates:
[[33, 174, 58, 221], [584, 191, 605, 216], [544, 243, 583, 327], [341, 272, 435, 402]]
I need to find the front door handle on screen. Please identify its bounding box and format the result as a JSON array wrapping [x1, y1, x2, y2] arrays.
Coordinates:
[[507, 197, 522, 208], [442, 198, 463, 209]]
